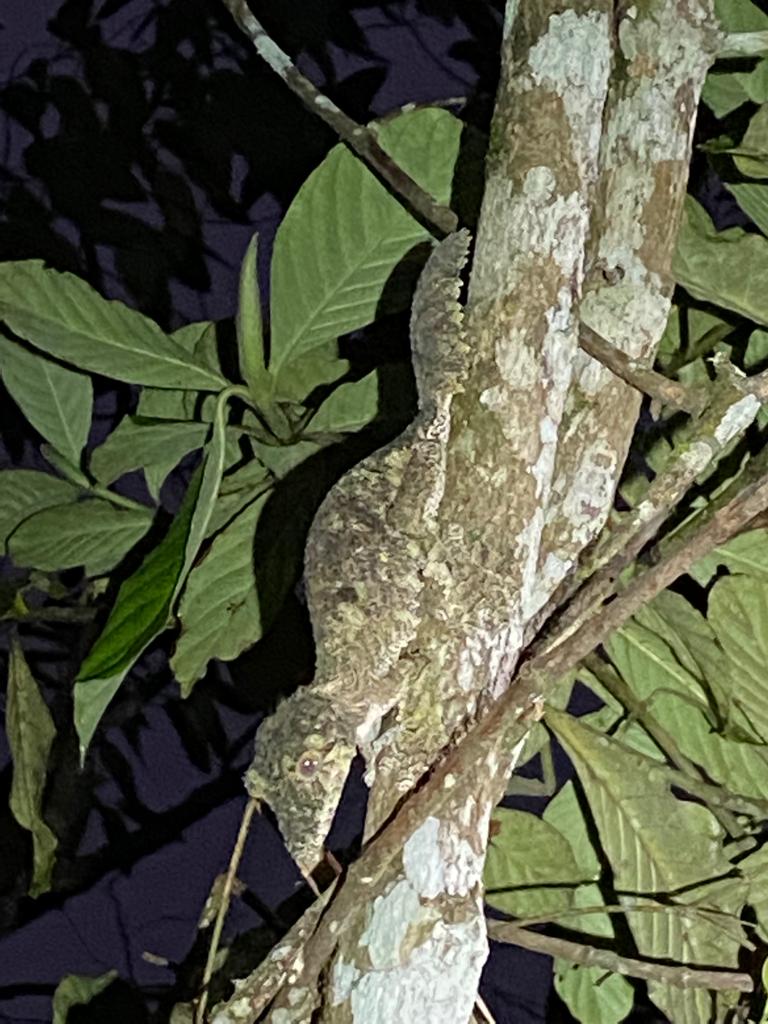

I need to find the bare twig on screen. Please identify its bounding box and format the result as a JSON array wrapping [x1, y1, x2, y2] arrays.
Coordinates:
[[488, 921, 753, 993], [220, 0, 458, 237], [195, 797, 258, 1024]]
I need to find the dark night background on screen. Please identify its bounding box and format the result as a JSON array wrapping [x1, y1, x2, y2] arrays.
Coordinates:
[[0, 1, 740, 1021]]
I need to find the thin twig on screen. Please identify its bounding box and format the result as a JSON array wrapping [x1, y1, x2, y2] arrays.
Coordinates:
[[220, 0, 457, 237], [578, 324, 704, 414], [195, 796, 258, 1024], [488, 921, 753, 992]]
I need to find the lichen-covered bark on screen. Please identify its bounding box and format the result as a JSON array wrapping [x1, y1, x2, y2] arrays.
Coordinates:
[[540, 0, 723, 576], [238, 0, 723, 1020]]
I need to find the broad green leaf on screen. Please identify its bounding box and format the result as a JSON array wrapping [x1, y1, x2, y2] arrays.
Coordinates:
[[0, 261, 225, 389], [0, 333, 92, 464], [701, 71, 751, 117], [7, 637, 58, 896], [729, 104, 768, 178], [632, 590, 728, 698], [656, 305, 732, 374], [52, 971, 118, 1024], [41, 443, 92, 487], [727, 182, 768, 236], [484, 808, 581, 918], [715, 0, 768, 32], [741, 844, 768, 942], [543, 781, 613, 938], [708, 575, 768, 742], [136, 321, 217, 420], [269, 108, 462, 401], [0, 470, 79, 548], [236, 231, 269, 402], [646, 875, 746, 1024], [171, 492, 270, 693], [8, 499, 153, 576], [307, 372, 379, 434], [690, 528, 768, 585], [205, 459, 272, 538], [554, 964, 633, 1024], [606, 619, 712, 707], [252, 438, 323, 478], [673, 197, 768, 327], [74, 467, 202, 756], [90, 417, 208, 500], [547, 710, 734, 970]]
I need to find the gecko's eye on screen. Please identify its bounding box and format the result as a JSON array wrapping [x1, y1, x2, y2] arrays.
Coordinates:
[[296, 751, 321, 778]]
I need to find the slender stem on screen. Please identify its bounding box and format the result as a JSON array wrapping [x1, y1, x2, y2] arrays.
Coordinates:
[[195, 796, 258, 1024], [220, 0, 458, 237], [488, 920, 753, 992]]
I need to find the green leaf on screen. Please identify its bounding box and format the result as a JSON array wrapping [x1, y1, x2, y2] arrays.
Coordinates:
[[708, 575, 768, 742], [171, 492, 270, 693], [236, 231, 269, 400], [7, 636, 58, 897], [307, 372, 380, 434], [673, 197, 768, 326], [74, 467, 203, 756], [90, 417, 208, 500], [0, 261, 225, 390], [8, 499, 153, 575], [0, 333, 92, 464], [205, 459, 272, 538], [606, 619, 712, 707], [727, 182, 768, 236], [484, 808, 582, 918], [543, 781, 614, 938], [0, 469, 79, 549], [701, 71, 751, 118], [547, 710, 736, 970], [136, 321, 218, 420], [690, 527, 768, 584], [52, 971, 118, 1024], [269, 108, 462, 401], [554, 964, 634, 1024]]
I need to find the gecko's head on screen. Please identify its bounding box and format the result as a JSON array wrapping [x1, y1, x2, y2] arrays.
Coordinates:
[[244, 691, 358, 876]]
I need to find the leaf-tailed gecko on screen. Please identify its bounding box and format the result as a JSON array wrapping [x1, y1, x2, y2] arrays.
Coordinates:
[[244, 229, 471, 874]]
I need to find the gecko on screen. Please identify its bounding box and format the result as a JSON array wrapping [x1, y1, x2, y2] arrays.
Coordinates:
[[244, 229, 471, 875]]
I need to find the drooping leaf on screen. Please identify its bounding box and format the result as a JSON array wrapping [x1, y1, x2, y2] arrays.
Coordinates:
[[171, 492, 270, 694], [0, 469, 79, 549], [0, 333, 92, 464], [90, 417, 208, 500], [673, 197, 768, 327], [721, 104, 768, 178], [0, 261, 225, 389], [484, 808, 582, 918], [8, 499, 153, 575], [547, 710, 737, 985], [136, 320, 217, 419], [307, 371, 379, 434], [6, 636, 58, 897], [269, 108, 462, 401], [708, 575, 768, 742], [52, 971, 118, 1024], [543, 781, 614, 938], [690, 527, 768, 585], [554, 963, 634, 1024], [74, 467, 203, 756], [205, 459, 272, 538], [727, 182, 768, 236]]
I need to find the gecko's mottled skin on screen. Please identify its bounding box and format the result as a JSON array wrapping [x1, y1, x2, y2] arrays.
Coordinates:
[[244, 230, 471, 874]]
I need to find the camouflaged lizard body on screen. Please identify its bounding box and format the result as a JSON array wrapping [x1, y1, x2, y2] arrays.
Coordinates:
[[244, 230, 472, 873]]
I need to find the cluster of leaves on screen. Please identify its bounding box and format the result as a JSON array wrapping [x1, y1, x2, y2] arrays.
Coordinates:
[[1, 106, 462, 896], [483, 2, 768, 1020]]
